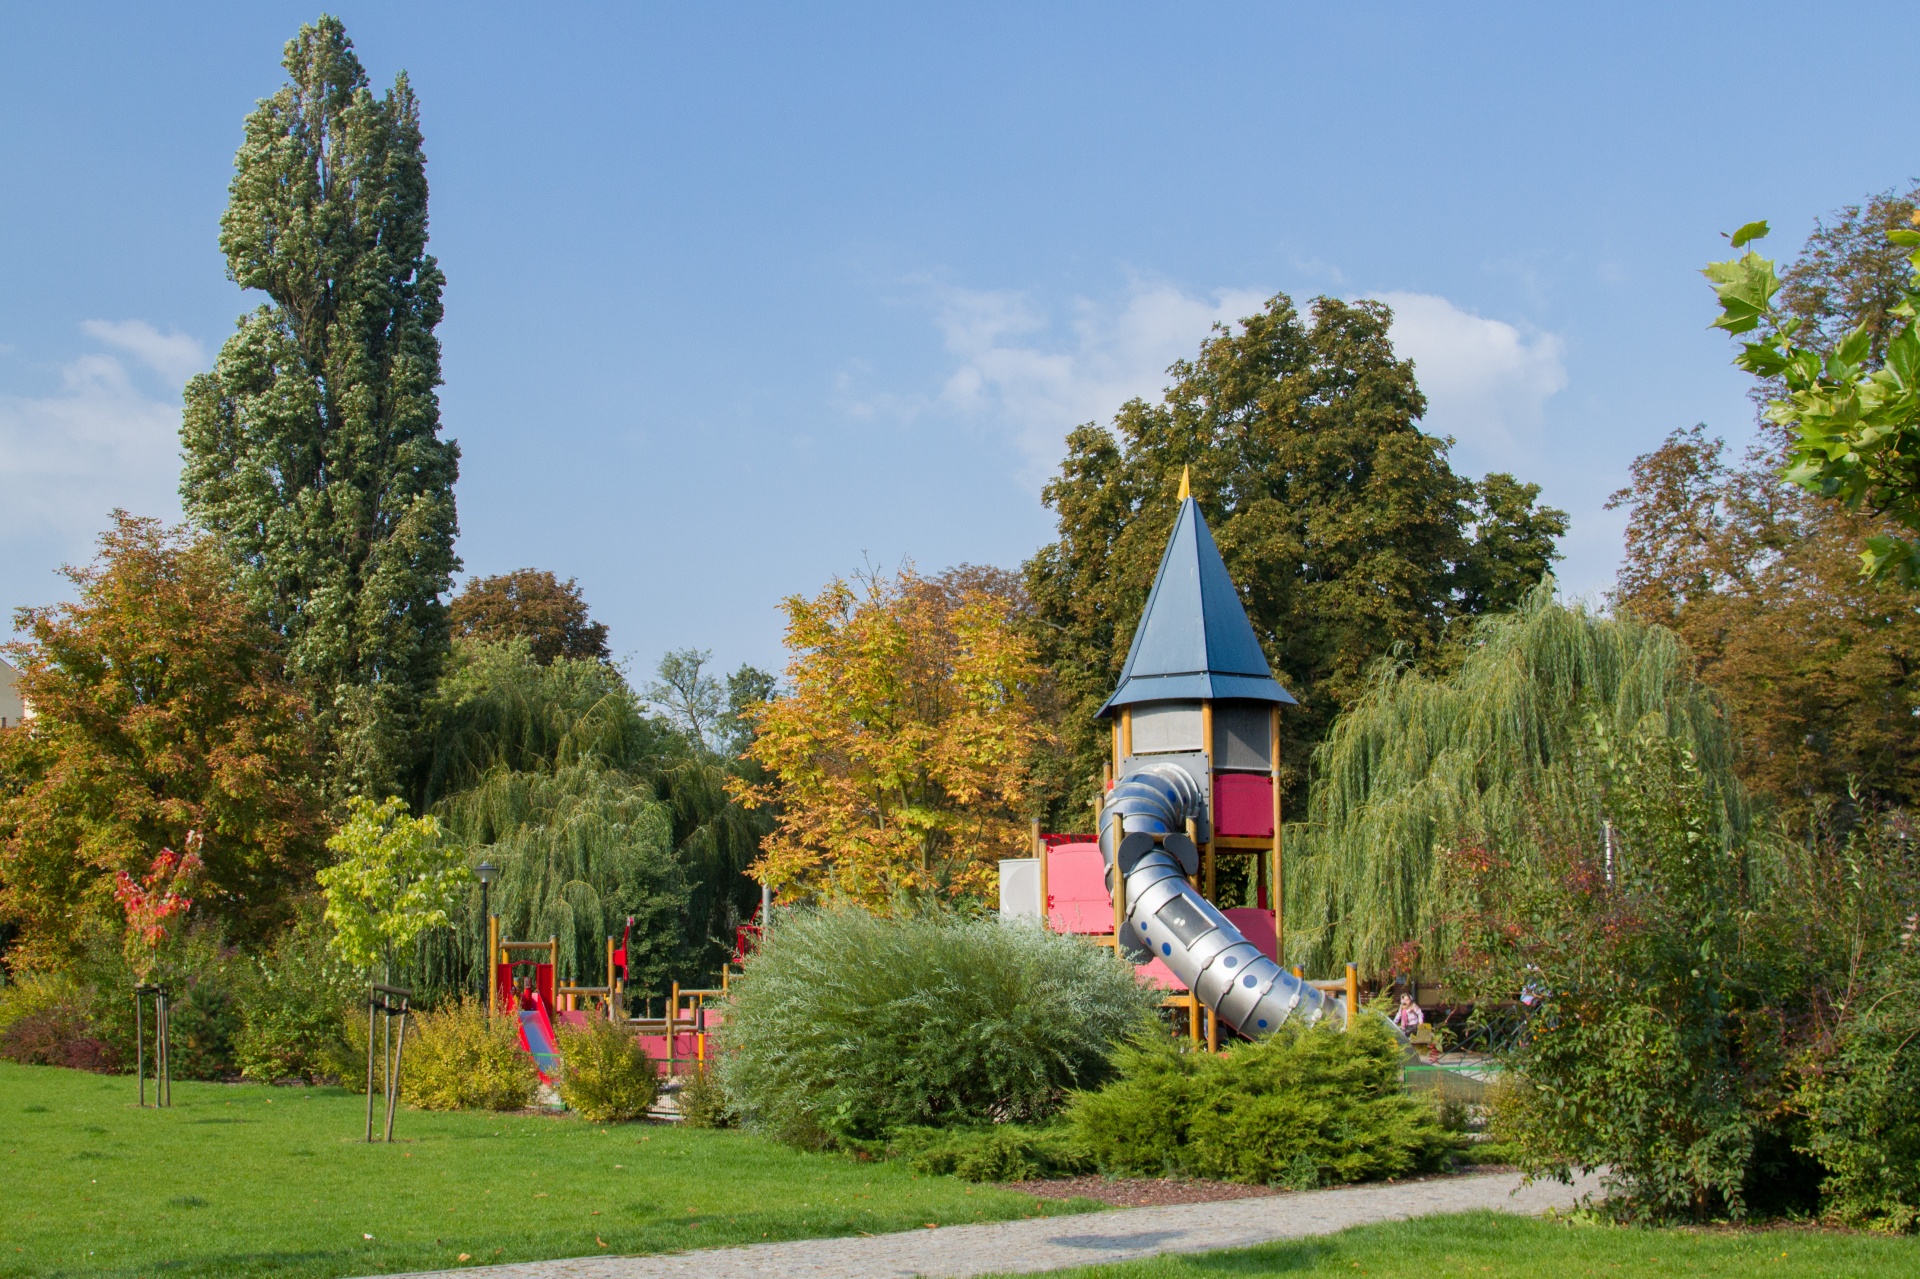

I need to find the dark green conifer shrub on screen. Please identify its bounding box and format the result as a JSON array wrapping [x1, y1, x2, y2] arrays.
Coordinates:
[[885, 1123, 1096, 1181], [1069, 1018, 1455, 1187]]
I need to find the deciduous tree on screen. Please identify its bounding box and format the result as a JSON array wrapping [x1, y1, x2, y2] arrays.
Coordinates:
[[180, 17, 460, 796], [1704, 193, 1920, 582], [450, 570, 610, 665], [732, 567, 1043, 906], [1610, 425, 1920, 815], [1026, 294, 1566, 816], [0, 515, 325, 968], [1619, 187, 1920, 816], [317, 795, 466, 979]]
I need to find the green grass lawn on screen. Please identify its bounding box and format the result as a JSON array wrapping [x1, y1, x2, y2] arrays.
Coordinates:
[[1010, 1210, 1920, 1278], [0, 1062, 1096, 1279]]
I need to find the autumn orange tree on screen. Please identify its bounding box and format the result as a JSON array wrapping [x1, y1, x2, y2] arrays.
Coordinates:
[[0, 515, 326, 966], [732, 567, 1043, 906]]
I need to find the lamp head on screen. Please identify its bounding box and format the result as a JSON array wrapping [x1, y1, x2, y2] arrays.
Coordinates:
[[475, 860, 499, 886]]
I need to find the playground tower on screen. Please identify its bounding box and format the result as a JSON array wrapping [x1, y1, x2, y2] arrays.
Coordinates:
[[1095, 468, 1344, 1036]]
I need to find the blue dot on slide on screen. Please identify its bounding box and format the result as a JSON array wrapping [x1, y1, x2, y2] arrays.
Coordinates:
[[1257, 1019, 1268, 1028], [1244, 975, 1257, 987], [1162, 943, 1171, 956], [1223, 955, 1238, 969]]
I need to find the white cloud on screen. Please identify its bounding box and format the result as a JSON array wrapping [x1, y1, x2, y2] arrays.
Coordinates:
[[1367, 291, 1566, 458], [79, 319, 207, 389], [885, 280, 1567, 488], [933, 282, 1270, 484], [0, 343, 185, 549]]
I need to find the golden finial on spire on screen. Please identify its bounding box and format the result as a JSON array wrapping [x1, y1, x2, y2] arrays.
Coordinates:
[[1177, 465, 1191, 501]]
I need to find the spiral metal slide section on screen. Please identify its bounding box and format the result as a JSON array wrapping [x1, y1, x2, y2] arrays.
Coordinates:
[[1099, 763, 1344, 1038]]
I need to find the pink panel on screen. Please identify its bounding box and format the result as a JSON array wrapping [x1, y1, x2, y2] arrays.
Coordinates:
[[1046, 842, 1113, 934], [633, 1033, 708, 1073], [1134, 957, 1187, 991], [1223, 908, 1278, 961], [1214, 773, 1274, 838], [556, 1010, 591, 1029]]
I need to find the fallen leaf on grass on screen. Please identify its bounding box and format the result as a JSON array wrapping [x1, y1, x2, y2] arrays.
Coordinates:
[[458, 1255, 470, 1262], [596, 1236, 608, 1248]]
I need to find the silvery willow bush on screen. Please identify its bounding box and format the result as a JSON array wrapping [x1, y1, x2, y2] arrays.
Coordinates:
[[717, 908, 1156, 1147]]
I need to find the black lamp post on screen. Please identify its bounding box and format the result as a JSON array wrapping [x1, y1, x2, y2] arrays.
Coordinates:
[[475, 860, 498, 1014]]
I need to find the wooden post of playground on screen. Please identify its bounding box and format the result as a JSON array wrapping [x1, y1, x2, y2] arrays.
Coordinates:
[[1206, 1005, 1219, 1053], [1345, 963, 1359, 1033], [1271, 705, 1284, 962], [1032, 818, 1047, 928], [1109, 813, 1126, 946], [1187, 995, 1200, 1045], [668, 981, 680, 1078], [606, 936, 618, 1022], [486, 915, 500, 1014]]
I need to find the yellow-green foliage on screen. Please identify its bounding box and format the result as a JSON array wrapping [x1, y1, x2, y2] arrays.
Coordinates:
[[0, 971, 83, 1036], [400, 998, 539, 1112], [676, 1065, 734, 1128], [1069, 1018, 1456, 1187], [557, 1019, 658, 1122]]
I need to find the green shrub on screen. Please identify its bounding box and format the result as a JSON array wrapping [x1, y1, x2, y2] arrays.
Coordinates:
[[677, 1064, 735, 1128], [234, 913, 362, 1083], [718, 910, 1156, 1148], [1800, 944, 1920, 1232], [887, 1123, 1096, 1182], [0, 971, 88, 1038], [400, 998, 540, 1111], [557, 1019, 658, 1122], [1069, 1018, 1456, 1187], [0, 972, 118, 1071]]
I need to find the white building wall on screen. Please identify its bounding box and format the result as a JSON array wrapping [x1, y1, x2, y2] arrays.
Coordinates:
[[0, 657, 28, 730]]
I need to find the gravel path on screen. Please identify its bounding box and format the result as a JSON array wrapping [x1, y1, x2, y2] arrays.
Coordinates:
[[376, 1169, 1604, 1279]]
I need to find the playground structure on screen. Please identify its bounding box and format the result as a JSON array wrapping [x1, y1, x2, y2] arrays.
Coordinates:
[[1000, 469, 1357, 1048], [483, 914, 728, 1086]]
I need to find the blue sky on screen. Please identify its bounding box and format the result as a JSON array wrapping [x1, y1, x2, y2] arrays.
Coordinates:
[[2, 3, 1915, 677]]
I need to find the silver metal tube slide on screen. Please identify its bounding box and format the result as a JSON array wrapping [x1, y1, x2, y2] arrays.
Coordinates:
[[1099, 761, 1343, 1037]]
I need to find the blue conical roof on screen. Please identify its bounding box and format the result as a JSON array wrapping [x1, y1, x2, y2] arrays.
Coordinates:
[[1097, 497, 1296, 716]]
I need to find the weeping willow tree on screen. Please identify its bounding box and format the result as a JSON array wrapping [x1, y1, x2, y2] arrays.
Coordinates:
[[1284, 584, 1750, 978], [402, 639, 770, 1000], [439, 763, 685, 991]]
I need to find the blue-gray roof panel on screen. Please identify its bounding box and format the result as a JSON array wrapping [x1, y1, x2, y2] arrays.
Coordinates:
[[1097, 497, 1296, 716]]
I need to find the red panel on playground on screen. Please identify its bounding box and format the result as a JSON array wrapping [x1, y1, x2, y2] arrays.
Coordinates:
[[1040, 844, 1278, 993], [1213, 773, 1274, 838], [1045, 843, 1111, 933]]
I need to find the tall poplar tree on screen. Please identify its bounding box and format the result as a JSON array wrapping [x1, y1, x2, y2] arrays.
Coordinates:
[[181, 17, 460, 797]]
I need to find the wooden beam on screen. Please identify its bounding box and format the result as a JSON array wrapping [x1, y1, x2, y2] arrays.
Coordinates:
[[1271, 703, 1284, 963]]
